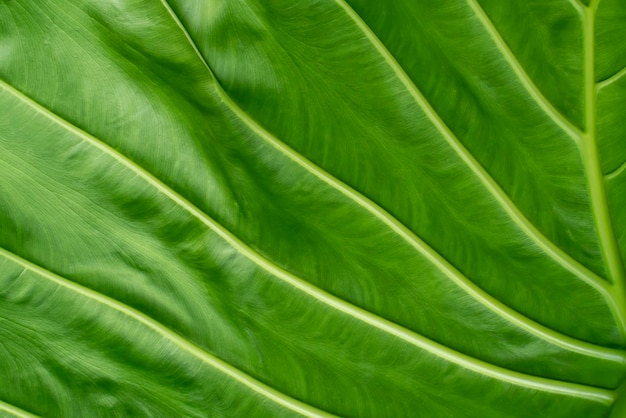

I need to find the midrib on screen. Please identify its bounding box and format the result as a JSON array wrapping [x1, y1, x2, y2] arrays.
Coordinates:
[[582, 1, 626, 329]]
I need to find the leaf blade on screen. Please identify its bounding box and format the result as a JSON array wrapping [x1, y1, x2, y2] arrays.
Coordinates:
[[1, 0, 626, 416]]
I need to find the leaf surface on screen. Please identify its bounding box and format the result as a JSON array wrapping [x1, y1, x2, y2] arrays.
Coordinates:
[[0, 0, 625, 417]]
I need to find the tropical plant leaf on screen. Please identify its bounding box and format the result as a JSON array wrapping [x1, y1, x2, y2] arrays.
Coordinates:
[[1, 0, 625, 416]]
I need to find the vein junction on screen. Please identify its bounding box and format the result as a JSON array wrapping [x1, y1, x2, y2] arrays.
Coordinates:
[[580, 0, 626, 336]]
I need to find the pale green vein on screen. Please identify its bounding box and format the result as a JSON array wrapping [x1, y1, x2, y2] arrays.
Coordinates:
[[606, 161, 626, 182], [466, 0, 583, 141], [331, 0, 618, 313], [0, 79, 617, 401], [156, 0, 625, 360], [0, 247, 331, 418], [581, 4, 626, 323], [597, 66, 626, 90], [0, 400, 38, 418], [569, 0, 587, 15]]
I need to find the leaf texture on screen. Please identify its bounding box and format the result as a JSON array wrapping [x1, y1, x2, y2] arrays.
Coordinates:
[[0, 0, 625, 417]]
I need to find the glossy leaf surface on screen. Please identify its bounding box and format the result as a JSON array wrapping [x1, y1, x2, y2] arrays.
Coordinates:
[[1, 0, 626, 417]]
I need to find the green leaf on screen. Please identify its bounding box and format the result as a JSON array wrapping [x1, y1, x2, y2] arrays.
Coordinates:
[[1, 0, 625, 416]]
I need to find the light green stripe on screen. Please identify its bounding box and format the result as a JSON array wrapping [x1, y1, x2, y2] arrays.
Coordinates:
[[465, 0, 583, 139], [0, 400, 39, 418], [581, 2, 626, 333]]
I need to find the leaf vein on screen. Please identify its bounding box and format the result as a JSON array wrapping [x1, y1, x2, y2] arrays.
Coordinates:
[[465, 0, 583, 139], [581, 4, 626, 329], [597, 65, 626, 90], [0, 399, 39, 418], [606, 161, 626, 182]]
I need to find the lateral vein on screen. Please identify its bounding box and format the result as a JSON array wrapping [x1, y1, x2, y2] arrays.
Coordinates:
[[465, 0, 583, 141], [606, 161, 626, 182], [570, 0, 587, 14], [597, 65, 626, 90], [0, 78, 617, 399], [0, 247, 332, 418], [154, 1, 623, 360], [0, 399, 39, 418]]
